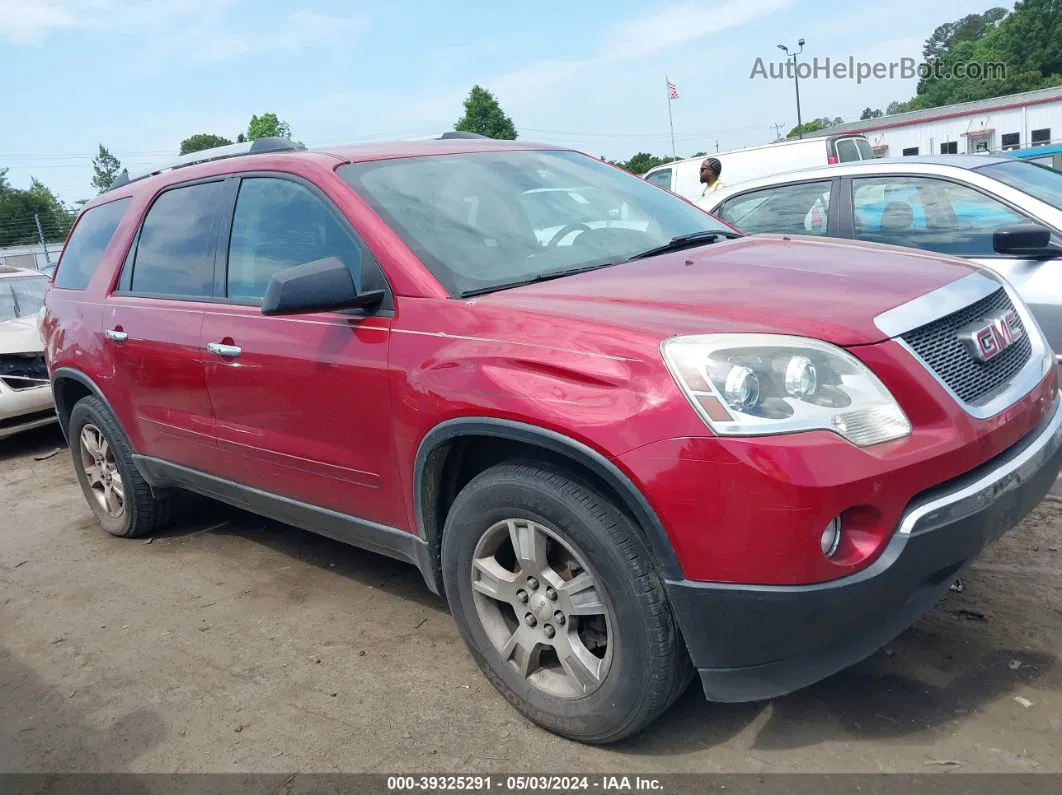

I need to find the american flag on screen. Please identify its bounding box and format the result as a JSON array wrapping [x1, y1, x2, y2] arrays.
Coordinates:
[[667, 79, 679, 100]]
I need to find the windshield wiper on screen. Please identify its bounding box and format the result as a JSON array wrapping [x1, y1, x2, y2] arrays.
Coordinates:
[[624, 230, 743, 262], [460, 262, 618, 298]]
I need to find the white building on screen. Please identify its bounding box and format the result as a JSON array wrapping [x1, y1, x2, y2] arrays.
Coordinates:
[[0, 242, 62, 272], [807, 86, 1062, 158]]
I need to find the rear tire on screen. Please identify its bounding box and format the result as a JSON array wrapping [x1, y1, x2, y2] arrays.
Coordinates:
[[442, 462, 691, 744], [69, 396, 175, 538]]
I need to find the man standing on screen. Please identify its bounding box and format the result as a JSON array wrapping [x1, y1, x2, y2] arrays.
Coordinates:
[[700, 157, 724, 196]]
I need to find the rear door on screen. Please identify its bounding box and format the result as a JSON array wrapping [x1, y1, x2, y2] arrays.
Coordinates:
[[104, 179, 228, 475], [199, 174, 403, 528]]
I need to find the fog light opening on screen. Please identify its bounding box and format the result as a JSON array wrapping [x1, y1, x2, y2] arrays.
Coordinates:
[[820, 516, 842, 558]]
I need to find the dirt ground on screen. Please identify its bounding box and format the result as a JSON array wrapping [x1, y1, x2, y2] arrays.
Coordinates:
[[1, 424, 1061, 774]]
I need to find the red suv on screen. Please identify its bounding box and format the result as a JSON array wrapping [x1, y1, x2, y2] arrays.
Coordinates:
[[43, 136, 1062, 743]]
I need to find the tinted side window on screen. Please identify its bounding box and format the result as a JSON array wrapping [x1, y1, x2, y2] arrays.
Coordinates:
[[226, 178, 366, 302], [719, 181, 832, 236], [645, 169, 672, 189], [54, 198, 131, 290], [130, 182, 225, 298], [852, 176, 1027, 256], [835, 139, 861, 163]]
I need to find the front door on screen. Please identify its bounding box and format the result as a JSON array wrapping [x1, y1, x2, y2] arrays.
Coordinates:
[[104, 179, 229, 475], [200, 175, 403, 529]]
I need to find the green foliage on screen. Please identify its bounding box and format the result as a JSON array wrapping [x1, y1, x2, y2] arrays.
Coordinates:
[[886, 100, 912, 115], [90, 144, 122, 194], [891, 1, 1062, 111], [787, 117, 843, 138], [0, 174, 73, 246], [860, 107, 884, 120], [454, 85, 518, 140], [247, 113, 293, 141], [611, 152, 679, 174], [179, 133, 234, 155], [923, 7, 1008, 59]]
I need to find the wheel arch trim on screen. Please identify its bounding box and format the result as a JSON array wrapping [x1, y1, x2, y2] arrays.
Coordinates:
[[413, 417, 684, 580], [50, 367, 129, 444]]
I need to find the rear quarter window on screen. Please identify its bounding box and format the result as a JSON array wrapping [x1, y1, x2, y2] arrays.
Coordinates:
[[54, 198, 132, 290]]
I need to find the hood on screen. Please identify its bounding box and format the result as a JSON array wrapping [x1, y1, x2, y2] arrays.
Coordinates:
[[0, 313, 45, 355], [478, 235, 975, 346]]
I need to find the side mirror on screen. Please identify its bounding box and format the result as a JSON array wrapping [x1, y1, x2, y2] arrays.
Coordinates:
[[261, 256, 384, 316], [993, 223, 1060, 258]]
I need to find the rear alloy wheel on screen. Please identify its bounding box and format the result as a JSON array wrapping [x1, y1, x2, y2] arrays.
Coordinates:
[[78, 423, 125, 520], [442, 462, 692, 744], [69, 396, 175, 538]]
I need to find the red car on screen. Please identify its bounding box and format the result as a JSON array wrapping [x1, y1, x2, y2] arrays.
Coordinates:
[[43, 136, 1062, 743]]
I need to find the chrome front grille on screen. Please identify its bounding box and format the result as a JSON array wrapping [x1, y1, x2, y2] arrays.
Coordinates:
[[900, 287, 1032, 405]]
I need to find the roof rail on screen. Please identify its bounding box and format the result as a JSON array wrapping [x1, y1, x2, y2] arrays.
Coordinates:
[[108, 137, 305, 191], [438, 131, 489, 139]]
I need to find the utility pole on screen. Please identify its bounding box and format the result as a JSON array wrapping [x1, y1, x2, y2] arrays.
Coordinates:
[[771, 121, 787, 141], [665, 75, 678, 162], [715, 140, 719, 153], [34, 214, 52, 268], [778, 39, 806, 138]]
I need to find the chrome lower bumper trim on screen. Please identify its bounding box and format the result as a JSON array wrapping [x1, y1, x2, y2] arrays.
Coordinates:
[[898, 394, 1062, 536]]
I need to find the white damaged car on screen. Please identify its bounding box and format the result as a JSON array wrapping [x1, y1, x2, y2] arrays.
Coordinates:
[[0, 267, 55, 440]]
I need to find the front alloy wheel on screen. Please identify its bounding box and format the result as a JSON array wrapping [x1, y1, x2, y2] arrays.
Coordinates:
[[442, 462, 692, 744], [471, 518, 614, 699]]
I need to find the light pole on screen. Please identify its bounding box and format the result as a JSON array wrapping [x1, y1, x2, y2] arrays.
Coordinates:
[[778, 39, 805, 138]]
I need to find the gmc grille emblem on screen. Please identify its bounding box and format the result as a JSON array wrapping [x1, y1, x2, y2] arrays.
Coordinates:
[[958, 309, 1023, 363]]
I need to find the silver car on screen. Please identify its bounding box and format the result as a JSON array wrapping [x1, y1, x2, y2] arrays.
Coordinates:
[[699, 155, 1062, 360]]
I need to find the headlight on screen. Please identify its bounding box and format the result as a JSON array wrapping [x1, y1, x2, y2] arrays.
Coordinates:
[[662, 334, 911, 446]]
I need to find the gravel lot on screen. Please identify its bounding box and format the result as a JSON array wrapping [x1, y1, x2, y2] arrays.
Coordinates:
[[2, 424, 1061, 774]]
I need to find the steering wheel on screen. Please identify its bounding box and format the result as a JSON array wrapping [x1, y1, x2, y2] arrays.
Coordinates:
[[548, 223, 592, 247]]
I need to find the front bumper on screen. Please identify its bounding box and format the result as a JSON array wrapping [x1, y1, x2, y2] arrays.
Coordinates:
[[0, 383, 56, 440], [665, 393, 1062, 703]]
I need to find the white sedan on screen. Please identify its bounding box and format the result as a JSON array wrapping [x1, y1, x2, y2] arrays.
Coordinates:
[[698, 155, 1062, 360], [0, 267, 55, 439]]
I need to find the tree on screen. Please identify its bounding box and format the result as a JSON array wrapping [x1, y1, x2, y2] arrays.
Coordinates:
[[787, 116, 843, 138], [893, 1, 1062, 111], [0, 175, 73, 246], [923, 7, 1008, 59], [90, 144, 122, 194], [454, 85, 517, 140], [885, 100, 911, 115], [246, 113, 292, 141], [610, 153, 680, 174], [860, 107, 884, 120], [179, 133, 234, 155]]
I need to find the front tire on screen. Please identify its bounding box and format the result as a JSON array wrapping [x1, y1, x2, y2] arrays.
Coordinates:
[[69, 396, 174, 538], [442, 462, 691, 743]]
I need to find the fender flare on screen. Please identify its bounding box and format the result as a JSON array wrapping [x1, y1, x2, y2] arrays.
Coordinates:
[[50, 367, 128, 444], [413, 417, 683, 580]]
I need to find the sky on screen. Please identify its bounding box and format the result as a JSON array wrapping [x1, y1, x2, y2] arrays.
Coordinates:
[[0, 0, 1006, 203]]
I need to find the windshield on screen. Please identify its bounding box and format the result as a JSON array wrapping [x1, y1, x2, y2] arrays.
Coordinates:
[[0, 275, 48, 323], [339, 150, 731, 296], [977, 160, 1062, 211]]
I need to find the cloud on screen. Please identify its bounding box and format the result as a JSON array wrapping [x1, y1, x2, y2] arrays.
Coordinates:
[[0, 0, 218, 44], [599, 0, 796, 61], [188, 9, 367, 63], [0, 0, 81, 43], [0, 0, 364, 58]]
